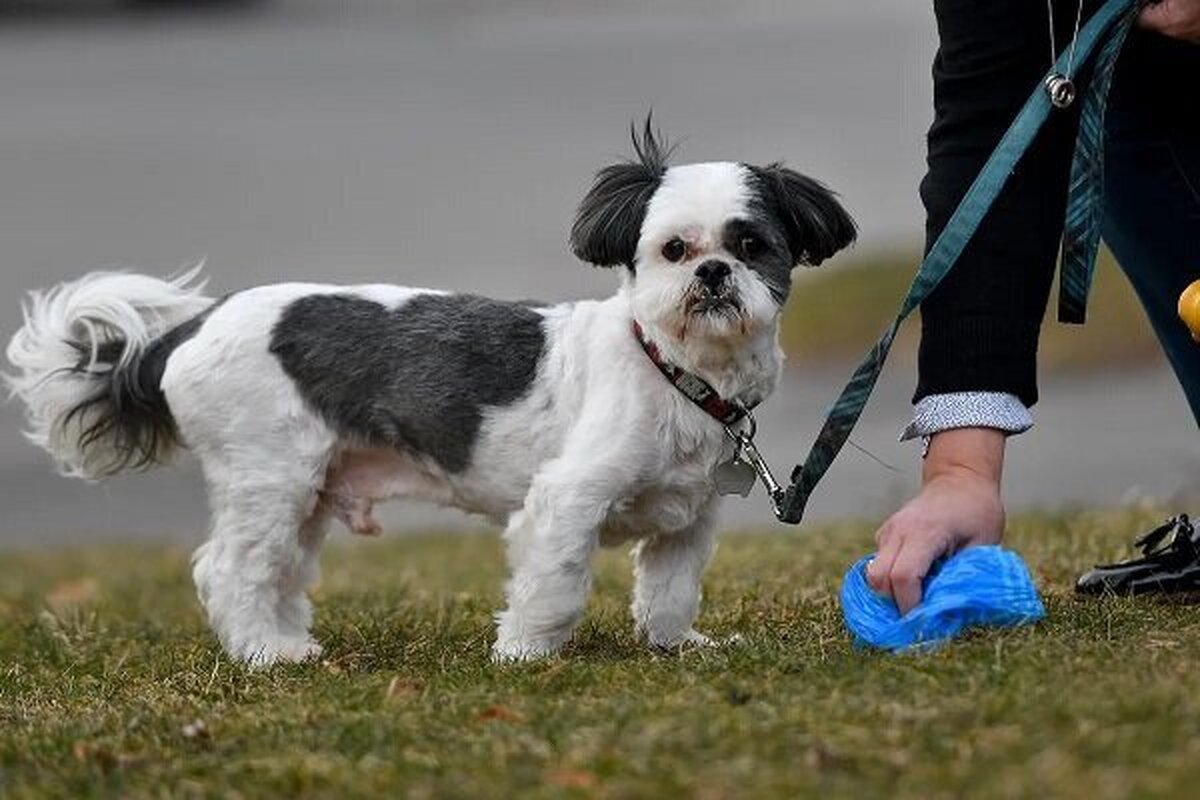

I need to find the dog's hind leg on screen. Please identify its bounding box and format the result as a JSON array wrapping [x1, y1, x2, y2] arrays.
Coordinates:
[[190, 437, 337, 667], [157, 288, 343, 665], [631, 503, 718, 650]]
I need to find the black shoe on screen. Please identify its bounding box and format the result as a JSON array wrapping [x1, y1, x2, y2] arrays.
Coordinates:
[[1076, 515, 1200, 596]]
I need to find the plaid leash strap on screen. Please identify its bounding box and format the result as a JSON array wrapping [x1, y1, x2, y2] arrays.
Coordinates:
[[1057, 0, 1138, 323], [775, 0, 1140, 525]]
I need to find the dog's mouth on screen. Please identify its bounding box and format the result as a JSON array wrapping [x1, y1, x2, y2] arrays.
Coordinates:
[[685, 287, 742, 317]]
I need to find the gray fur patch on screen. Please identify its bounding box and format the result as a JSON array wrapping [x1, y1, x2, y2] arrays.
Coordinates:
[[269, 293, 547, 473], [722, 217, 795, 305]]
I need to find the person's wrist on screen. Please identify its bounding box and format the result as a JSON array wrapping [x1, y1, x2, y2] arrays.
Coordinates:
[[923, 427, 1006, 488]]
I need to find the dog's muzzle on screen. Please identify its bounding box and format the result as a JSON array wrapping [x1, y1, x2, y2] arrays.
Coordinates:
[[686, 261, 741, 315]]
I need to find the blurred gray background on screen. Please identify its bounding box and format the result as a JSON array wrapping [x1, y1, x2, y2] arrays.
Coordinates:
[[1, 0, 1195, 548]]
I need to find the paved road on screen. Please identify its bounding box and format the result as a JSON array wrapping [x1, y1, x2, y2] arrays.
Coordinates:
[[0, 0, 933, 297], [0, 1, 1195, 547]]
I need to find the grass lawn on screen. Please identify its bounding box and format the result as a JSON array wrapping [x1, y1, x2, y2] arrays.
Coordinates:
[[3, 507, 1200, 799]]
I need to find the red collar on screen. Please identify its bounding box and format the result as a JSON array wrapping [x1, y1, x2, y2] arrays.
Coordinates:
[[631, 321, 754, 427]]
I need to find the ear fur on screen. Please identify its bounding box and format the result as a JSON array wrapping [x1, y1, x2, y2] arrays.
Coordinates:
[[570, 116, 673, 270], [746, 164, 857, 266]]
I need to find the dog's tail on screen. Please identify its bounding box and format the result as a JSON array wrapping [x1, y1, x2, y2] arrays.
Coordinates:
[[3, 265, 214, 480]]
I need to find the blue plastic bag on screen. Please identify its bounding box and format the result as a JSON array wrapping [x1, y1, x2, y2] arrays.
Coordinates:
[[840, 545, 1045, 652]]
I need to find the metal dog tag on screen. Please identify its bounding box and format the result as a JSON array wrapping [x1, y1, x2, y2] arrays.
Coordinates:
[[713, 454, 757, 497]]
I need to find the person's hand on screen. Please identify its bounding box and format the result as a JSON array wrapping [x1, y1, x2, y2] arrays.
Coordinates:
[[1139, 0, 1200, 42], [867, 428, 1007, 614]]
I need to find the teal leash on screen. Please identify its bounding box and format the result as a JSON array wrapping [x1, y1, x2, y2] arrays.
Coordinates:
[[1058, 0, 1138, 323], [769, 0, 1141, 524]]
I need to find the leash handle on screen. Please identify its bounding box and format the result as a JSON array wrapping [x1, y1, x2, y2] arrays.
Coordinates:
[[773, 0, 1140, 525]]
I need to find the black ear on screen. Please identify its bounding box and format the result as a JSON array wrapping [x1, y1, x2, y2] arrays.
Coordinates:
[[746, 164, 857, 266], [570, 117, 673, 270]]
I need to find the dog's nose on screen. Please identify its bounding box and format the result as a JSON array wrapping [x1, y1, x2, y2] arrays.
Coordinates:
[[694, 260, 731, 289]]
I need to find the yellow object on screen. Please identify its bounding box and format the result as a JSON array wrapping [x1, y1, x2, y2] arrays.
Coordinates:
[[1181, 280, 1200, 343]]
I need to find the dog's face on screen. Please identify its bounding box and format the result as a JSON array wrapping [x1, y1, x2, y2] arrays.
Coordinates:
[[570, 121, 856, 346]]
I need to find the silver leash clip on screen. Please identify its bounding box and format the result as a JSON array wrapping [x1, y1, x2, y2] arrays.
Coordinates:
[[722, 411, 786, 518]]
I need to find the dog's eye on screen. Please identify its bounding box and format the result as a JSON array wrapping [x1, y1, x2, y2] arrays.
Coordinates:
[[661, 238, 687, 263], [739, 235, 764, 259]]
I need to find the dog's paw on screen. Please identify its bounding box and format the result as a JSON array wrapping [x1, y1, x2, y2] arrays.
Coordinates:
[[491, 637, 562, 663], [242, 637, 324, 668], [648, 629, 741, 653], [492, 608, 573, 663]]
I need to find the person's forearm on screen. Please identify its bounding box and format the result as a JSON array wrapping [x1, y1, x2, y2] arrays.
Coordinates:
[[917, 0, 1085, 407], [923, 427, 1006, 487]]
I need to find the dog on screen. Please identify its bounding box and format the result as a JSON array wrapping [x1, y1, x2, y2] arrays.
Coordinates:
[[4, 122, 855, 665]]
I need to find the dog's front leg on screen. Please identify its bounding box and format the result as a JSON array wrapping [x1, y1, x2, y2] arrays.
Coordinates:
[[492, 470, 606, 662], [631, 502, 718, 650]]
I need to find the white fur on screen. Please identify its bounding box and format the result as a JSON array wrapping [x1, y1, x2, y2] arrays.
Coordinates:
[[5, 163, 789, 666], [632, 162, 783, 403], [3, 265, 212, 479]]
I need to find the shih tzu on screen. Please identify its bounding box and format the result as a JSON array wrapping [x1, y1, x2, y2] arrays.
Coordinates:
[[5, 121, 855, 665]]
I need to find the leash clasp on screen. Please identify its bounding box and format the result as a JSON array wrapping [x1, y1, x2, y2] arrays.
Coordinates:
[[724, 410, 787, 519]]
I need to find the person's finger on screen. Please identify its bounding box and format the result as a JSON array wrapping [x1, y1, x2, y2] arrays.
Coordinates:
[[867, 524, 901, 596], [889, 534, 947, 614]]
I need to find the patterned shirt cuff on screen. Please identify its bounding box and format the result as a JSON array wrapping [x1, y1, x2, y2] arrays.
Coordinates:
[[900, 392, 1033, 442]]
